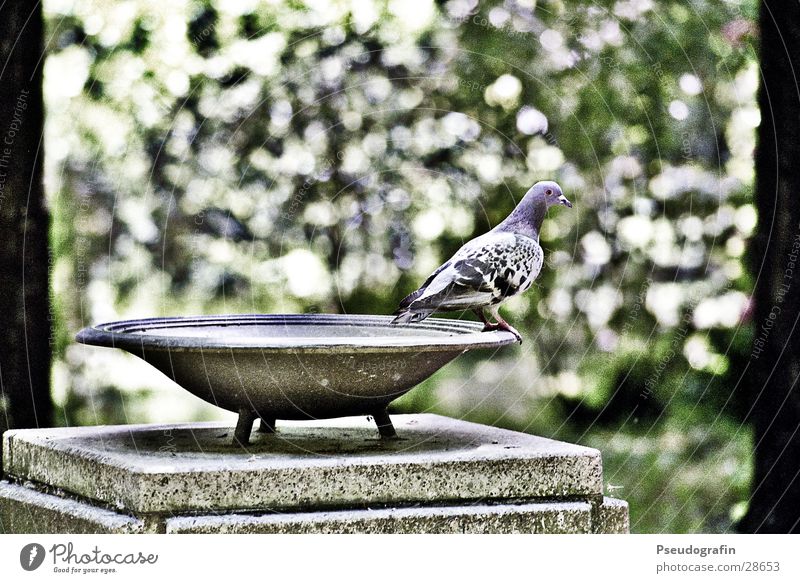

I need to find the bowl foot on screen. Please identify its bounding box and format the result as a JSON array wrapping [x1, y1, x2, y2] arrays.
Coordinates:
[[233, 408, 398, 445], [234, 409, 258, 446], [372, 409, 398, 440], [258, 416, 276, 434]]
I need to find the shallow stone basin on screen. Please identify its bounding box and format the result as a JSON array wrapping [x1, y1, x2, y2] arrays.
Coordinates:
[[76, 314, 515, 443]]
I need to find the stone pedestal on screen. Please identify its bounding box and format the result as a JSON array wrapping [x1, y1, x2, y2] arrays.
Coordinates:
[[0, 414, 628, 534]]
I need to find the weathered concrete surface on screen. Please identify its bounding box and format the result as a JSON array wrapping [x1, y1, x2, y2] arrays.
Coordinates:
[[0, 482, 144, 534], [3, 414, 603, 514], [595, 497, 629, 534], [166, 501, 594, 534], [2, 415, 628, 533]]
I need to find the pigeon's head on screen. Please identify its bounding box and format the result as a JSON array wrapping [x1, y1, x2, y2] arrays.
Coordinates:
[[528, 180, 572, 208], [499, 180, 571, 237]]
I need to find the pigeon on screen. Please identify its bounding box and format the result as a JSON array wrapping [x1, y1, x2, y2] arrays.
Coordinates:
[[391, 181, 572, 342]]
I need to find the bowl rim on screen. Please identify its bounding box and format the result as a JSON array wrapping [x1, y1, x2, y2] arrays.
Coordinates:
[[75, 314, 517, 353]]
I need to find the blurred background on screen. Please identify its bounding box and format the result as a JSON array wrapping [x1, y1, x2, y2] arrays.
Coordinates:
[[42, 0, 757, 532]]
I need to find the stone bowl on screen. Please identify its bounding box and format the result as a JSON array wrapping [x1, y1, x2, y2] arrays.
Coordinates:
[[76, 314, 515, 444]]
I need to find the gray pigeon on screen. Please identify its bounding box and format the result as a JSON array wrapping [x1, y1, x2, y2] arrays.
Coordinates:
[[391, 181, 572, 342]]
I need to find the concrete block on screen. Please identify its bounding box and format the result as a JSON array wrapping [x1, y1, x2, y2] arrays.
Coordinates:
[[595, 497, 629, 533], [166, 501, 594, 534], [2, 415, 627, 534], [0, 481, 144, 534], [4, 415, 603, 514]]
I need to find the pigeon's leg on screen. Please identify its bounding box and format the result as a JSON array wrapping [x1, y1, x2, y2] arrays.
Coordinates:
[[474, 308, 493, 327], [487, 305, 522, 343], [476, 308, 504, 334]]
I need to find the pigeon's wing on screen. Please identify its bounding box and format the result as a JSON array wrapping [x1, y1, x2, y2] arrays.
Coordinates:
[[395, 232, 510, 311], [409, 232, 540, 311], [395, 260, 452, 311]]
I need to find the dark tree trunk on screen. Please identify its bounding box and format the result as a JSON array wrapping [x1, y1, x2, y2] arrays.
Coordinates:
[[740, 1, 800, 533], [0, 2, 52, 472]]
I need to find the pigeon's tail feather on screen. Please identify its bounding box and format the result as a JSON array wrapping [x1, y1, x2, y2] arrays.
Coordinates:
[[397, 289, 424, 310], [396, 260, 452, 311], [390, 308, 433, 325]]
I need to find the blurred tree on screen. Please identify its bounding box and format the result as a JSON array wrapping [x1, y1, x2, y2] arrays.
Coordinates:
[[740, 0, 800, 534], [42, 0, 759, 532], [0, 1, 53, 471]]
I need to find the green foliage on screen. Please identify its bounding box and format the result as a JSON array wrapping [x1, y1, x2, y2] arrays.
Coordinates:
[[44, 0, 757, 532]]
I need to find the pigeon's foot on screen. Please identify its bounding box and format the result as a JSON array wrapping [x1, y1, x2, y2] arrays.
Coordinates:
[[497, 321, 522, 343], [484, 307, 523, 344], [480, 321, 522, 343], [474, 309, 491, 326]]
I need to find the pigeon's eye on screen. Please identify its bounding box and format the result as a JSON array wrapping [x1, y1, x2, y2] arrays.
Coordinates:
[[546, 189, 553, 195]]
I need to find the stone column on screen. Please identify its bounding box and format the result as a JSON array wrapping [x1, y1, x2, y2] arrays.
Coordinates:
[[1, 414, 628, 534]]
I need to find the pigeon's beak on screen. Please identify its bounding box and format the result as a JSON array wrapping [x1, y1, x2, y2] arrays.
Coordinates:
[[558, 194, 573, 208]]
